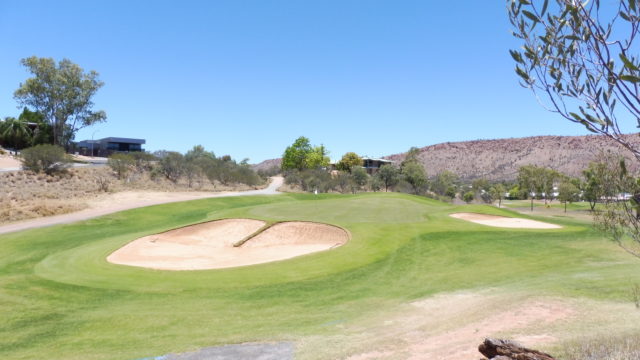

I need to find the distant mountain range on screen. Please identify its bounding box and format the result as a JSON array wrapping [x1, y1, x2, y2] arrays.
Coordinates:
[[253, 134, 640, 181]]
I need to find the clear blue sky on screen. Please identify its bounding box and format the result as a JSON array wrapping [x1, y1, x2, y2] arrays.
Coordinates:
[[0, 1, 601, 163]]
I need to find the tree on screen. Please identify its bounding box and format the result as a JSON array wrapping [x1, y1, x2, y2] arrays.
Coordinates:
[[518, 165, 543, 211], [159, 151, 185, 183], [281, 137, 329, 171], [558, 180, 580, 213], [336, 152, 363, 173], [305, 145, 330, 169], [1, 117, 31, 151], [335, 171, 352, 194], [369, 175, 383, 192], [445, 185, 457, 199], [508, 0, 640, 160], [490, 184, 506, 208], [402, 161, 428, 194], [463, 191, 475, 204], [432, 171, 459, 196], [401, 146, 421, 170], [583, 161, 609, 211], [376, 164, 400, 192], [108, 153, 135, 180], [14, 57, 106, 148], [282, 136, 311, 171], [18, 108, 52, 146], [351, 166, 369, 193]]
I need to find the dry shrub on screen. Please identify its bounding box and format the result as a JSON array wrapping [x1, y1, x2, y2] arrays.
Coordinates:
[[29, 202, 84, 217], [558, 333, 640, 360]]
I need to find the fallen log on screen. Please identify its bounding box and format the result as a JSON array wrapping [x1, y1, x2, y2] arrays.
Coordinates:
[[478, 338, 555, 360]]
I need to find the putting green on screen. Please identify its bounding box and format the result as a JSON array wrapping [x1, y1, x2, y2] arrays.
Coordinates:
[[1, 192, 640, 360]]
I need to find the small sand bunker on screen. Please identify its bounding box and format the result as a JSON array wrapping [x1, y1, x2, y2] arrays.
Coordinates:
[[107, 219, 348, 270], [450, 213, 561, 229]]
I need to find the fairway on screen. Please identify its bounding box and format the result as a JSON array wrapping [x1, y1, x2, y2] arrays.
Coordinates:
[[2, 192, 640, 359]]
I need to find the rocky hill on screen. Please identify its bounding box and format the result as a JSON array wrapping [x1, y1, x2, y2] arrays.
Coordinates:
[[252, 158, 282, 173], [254, 134, 640, 181], [385, 134, 640, 181]]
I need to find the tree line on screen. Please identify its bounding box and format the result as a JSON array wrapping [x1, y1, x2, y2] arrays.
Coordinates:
[[279, 137, 634, 214], [108, 145, 263, 188]]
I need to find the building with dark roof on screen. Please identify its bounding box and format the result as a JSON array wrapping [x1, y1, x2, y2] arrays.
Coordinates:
[[76, 137, 145, 156]]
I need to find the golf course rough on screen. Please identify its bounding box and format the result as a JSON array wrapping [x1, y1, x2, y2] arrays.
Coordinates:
[[3, 192, 640, 360]]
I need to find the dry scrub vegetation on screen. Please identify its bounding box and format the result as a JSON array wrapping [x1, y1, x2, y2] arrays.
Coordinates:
[[0, 166, 262, 224]]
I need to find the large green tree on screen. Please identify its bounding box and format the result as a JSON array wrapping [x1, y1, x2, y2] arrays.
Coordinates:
[[336, 152, 363, 173], [14, 57, 106, 148], [402, 161, 428, 195], [375, 164, 400, 192], [281, 137, 329, 171]]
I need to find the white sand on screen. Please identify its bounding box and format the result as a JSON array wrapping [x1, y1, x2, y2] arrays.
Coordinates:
[[450, 212, 561, 229], [107, 219, 349, 270], [0, 155, 21, 169]]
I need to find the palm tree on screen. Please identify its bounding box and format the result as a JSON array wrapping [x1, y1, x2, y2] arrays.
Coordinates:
[[1, 117, 32, 152]]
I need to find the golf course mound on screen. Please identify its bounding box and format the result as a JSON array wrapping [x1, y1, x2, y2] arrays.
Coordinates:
[[107, 219, 349, 270], [449, 212, 561, 229]]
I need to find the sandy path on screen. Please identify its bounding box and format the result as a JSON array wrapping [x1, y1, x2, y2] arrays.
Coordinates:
[[107, 220, 349, 270], [0, 176, 284, 235], [298, 291, 575, 360], [0, 155, 21, 169], [450, 212, 561, 229]]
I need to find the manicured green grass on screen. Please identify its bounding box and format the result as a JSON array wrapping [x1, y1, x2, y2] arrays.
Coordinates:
[[501, 199, 594, 211], [1, 192, 639, 359]]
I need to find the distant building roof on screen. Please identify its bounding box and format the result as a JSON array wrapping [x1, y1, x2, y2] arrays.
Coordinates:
[[362, 157, 393, 163]]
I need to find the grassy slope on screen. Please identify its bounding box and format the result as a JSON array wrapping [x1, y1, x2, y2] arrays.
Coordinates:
[[1, 192, 639, 359]]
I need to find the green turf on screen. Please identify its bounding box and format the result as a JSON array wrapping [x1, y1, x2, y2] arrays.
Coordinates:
[[1, 192, 639, 359]]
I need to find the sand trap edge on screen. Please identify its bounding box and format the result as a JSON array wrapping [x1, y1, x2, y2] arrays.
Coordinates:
[[106, 218, 351, 271], [449, 212, 562, 229], [234, 220, 352, 248]]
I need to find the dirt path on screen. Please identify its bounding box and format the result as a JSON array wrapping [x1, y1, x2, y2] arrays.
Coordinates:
[[0, 176, 284, 235]]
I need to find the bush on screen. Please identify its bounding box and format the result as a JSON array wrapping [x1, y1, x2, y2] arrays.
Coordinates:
[[463, 191, 475, 203], [20, 144, 70, 175], [108, 153, 135, 180]]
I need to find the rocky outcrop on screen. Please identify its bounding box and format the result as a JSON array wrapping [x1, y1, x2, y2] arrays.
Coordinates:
[[478, 338, 555, 360]]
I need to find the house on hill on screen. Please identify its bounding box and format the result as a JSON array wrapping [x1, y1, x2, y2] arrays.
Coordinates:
[[362, 157, 393, 174], [76, 137, 146, 157]]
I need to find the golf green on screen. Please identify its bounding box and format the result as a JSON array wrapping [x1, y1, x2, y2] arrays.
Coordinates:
[[1, 192, 639, 359]]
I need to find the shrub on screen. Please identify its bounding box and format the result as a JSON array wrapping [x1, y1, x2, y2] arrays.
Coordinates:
[[108, 153, 135, 180], [463, 191, 475, 204], [20, 144, 70, 175], [159, 151, 185, 183]]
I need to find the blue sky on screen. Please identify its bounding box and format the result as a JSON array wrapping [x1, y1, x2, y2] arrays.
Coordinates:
[[0, 1, 604, 163]]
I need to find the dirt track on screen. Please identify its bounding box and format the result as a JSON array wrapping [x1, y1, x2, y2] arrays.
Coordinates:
[[0, 176, 284, 235]]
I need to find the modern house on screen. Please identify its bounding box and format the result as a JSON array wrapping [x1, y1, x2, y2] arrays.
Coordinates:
[[362, 157, 394, 174], [76, 137, 146, 157]]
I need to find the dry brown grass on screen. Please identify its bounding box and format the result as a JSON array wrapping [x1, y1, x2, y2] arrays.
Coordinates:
[[0, 167, 263, 224], [557, 332, 640, 360]]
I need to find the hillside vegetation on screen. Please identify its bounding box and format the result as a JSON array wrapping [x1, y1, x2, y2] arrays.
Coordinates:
[[254, 134, 640, 181], [384, 134, 640, 181]]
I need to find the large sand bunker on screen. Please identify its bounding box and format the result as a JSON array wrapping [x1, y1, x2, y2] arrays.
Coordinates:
[[450, 213, 561, 229], [107, 219, 349, 270]]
